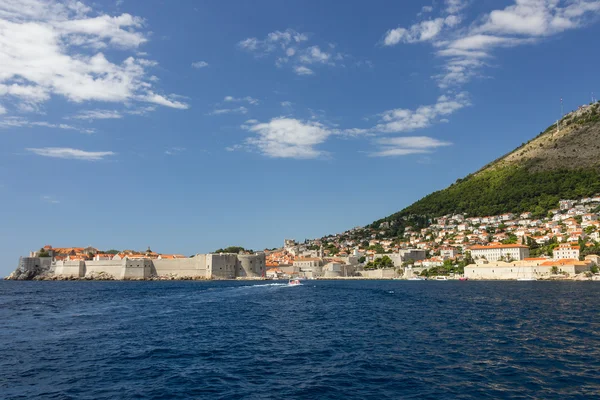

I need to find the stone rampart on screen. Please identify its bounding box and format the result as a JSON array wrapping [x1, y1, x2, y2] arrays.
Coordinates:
[[84, 260, 125, 278], [359, 269, 398, 279], [237, 254, 266, 278], [55, 261, 85, 278], [152, 257, 207, 278], [11, 253, 269, 280]]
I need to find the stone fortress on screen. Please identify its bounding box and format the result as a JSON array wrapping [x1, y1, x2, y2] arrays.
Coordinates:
[[12, 249, 266, 280]]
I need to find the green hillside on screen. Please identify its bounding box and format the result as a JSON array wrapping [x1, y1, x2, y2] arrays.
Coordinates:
[[370, 102, 600, 235]]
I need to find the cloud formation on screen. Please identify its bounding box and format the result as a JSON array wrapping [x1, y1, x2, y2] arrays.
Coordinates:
[[371, 136, 452, 157], [241, 118, 332, 159], [191, 61, 209, 69], [0, 116, 94, 133], [0, 0, 187, 115], [384, 16, 460, 45], [375, 92, 470, 133], [224, 96, 259, 105], [383, 0, 600, 88], [209, 106, 248, 115], [71, 109, 123, 120], [238, 29, 349, 76], [27, 147, 115, 161]]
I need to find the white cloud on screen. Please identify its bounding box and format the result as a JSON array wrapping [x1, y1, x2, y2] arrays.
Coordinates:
[[241, 117, 332, 159], [384, 16, 461, 45], [294, 66, 314, 76], [165, 147, 185, 155], [298, 46, 332, 64], [375, 92, 470, 133], [224, 96, 259, 105], [238, 29, 352, 75], [42, 195, 60, 204], [371, 136, 452, 157], [138, 92, 188, 109], [281, 101, 292, 107], [445, 0, 469, 14], [71, 109, 123, 120], [209, 106, 248, 115], [383, 0, 600, 88], [27, 147, 115, 161], [0, 104, 5, 114], [238, 29, 308, 53], [478, 0, 600, 37], [0, 116, 94, 133], [191, 61, 209, 69], [0, 0, 188, 113], [422, 6, 434, 13]]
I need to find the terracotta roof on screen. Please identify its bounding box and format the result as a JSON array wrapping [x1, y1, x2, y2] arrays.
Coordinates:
[[469, 244, 529, 250], [540, 259, 588, 267]]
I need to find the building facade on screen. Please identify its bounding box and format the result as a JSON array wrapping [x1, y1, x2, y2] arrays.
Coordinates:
[[553, 244, 580, 260], [469, 244, 530, 262]]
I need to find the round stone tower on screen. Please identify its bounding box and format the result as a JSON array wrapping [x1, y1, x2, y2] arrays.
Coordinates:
[[236, 253, 266, 278]]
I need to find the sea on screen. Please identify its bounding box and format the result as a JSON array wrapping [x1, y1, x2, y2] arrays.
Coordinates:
[[1, 280, 599, 399]]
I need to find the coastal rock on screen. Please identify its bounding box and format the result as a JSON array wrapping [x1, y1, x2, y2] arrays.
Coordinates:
[[6, 260, 53, 281], [84, 271, 115, 281]]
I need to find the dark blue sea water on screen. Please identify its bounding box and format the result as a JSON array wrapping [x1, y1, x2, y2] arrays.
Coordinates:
[[1, 280, 599, 399]]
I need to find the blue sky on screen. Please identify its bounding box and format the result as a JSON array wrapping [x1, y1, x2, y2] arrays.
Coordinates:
[[1, 0, 600, 274]]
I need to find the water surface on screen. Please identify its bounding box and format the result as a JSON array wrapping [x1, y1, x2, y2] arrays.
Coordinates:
[[1, 280, 599, 399]]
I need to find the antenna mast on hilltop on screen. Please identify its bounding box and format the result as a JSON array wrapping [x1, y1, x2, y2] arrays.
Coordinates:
[[593, 92, 597, 103], [556, 97, 564, 133]]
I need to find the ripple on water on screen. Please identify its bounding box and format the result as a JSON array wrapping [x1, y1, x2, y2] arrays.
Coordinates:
[[1, 280, 600, 399]]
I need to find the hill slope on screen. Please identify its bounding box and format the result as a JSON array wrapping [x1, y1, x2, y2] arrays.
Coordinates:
[[371, 102, 600, 235]]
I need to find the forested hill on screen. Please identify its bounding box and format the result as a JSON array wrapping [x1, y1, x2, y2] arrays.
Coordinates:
[[370, 101, 600, 236]]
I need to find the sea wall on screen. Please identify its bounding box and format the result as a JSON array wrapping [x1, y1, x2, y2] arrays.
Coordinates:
[[359, 269, 398, 279], [465, 263, 591, 280], [55, 261, 85, 278], [153, 257, 207, 278], [36, 253, 266, 280], [85, 260, 125, 278]]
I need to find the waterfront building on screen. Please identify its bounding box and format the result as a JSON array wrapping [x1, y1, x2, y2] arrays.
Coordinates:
[[469, 244, 530, 262], [553, 244, 580, 260]]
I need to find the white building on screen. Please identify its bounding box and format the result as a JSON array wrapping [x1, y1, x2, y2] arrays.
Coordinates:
[[553, 244, 580, 260], [469, 244, 530, 262], [439, 247, 458, 259]]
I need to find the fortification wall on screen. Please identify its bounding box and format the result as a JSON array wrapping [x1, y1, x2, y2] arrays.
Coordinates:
[[237, 254, 266, 278], [123, 259, 152, 279], [12, 252, 271, 280], [55, 261, 85, 278], [207, 254, 238, 279], [152, 257, 207, 278], [84, 260, 125, 278], [359, 269, 397, 279]]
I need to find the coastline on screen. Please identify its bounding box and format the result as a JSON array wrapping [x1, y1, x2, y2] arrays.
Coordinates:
[[5, 274, 600, 282]]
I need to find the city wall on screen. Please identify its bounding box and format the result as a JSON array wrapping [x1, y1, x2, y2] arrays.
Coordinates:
[[48, 253, 266, 280], [359, 269, 398, 279]]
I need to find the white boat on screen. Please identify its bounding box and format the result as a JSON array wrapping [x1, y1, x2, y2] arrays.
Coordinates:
[[434, 276, 448, 281], [408, 277, 425, 281], [288, 279, 302, 286], [517, 277, 538, 281]]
